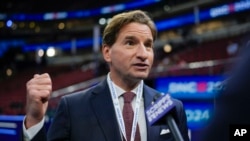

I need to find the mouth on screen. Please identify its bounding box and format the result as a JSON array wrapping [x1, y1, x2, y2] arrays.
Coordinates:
[[133, 63, 149, 70]]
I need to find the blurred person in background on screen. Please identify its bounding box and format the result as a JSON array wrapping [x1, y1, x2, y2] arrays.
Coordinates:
[[201, 33, 250, 141], [22, 10, 190, 141]]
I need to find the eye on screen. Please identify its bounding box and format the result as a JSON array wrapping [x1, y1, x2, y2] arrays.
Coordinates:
[[144, 42, 153, 48], [125, 40, 135, 46]]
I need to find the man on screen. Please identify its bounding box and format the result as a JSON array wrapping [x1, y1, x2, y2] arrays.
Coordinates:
[[201, 35, 250, 141], [23, 10, 190, 141]]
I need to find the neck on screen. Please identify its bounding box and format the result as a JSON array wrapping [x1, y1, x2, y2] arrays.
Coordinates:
[[109, 73, 141, 91]]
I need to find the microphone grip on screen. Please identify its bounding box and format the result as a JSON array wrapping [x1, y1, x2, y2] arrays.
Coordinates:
[[166, 115, 184, 141]]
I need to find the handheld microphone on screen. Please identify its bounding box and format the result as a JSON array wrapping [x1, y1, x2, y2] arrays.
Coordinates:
[[146, 94, 184, 141]]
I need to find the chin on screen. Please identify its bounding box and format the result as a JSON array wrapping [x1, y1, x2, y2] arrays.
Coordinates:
[[133, 73, 149, 79]]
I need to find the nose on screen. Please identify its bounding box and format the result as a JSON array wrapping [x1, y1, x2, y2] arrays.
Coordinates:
[[136, 44, 149, 61]]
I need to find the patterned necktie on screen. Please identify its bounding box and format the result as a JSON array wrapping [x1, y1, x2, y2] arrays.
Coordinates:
[[122, 92, 141, 141]]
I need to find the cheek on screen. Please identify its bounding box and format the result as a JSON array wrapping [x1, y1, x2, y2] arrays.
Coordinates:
[[111, 47, 128, 59], [149, 53, 154, 64], [111, 50, 125, 63]]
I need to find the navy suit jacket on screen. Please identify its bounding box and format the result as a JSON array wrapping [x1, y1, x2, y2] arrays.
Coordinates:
[[32, 78, 189, 141]]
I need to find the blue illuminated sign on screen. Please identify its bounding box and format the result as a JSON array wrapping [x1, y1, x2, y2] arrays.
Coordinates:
[[0, 115, 51, 141], [0, 0, 161, 21], [0, 129, 16, 135], [1, 1, 250, 57], [156, 0, 250, 31], [1, 0, 249, 22], [184, 103, 214, 129], [210, 1, 250, 18], [23, 38, 94, 52], [0, 115, 24, 140], [155, 75, 225, 99]]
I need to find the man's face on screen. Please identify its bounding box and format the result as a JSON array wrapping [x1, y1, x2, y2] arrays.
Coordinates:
[[103, 22, 154, 81]]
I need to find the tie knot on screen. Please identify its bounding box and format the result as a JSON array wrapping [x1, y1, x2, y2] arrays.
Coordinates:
[[123, 92, 135, 103]]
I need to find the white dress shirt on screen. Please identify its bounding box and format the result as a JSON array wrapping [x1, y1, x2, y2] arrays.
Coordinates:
[[23, 116, 45, 141], [111, 81, 147, 141]]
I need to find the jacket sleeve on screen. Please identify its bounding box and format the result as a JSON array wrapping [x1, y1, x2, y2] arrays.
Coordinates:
[[21, 116, 47, 141], [30, 126, 47, 141], [47, 97, 70, 141]]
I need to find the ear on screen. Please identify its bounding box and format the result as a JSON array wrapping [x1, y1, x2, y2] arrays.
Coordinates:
[[102, 44, 111, 63]]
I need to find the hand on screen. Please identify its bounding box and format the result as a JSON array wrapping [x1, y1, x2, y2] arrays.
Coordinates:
[[25, 73, 52, 129]]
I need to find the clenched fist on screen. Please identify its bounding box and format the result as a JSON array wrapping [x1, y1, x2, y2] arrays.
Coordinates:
[[25, 73, 52, 129]]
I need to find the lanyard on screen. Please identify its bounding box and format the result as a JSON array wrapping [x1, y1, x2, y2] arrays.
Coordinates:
[[107, 74, 143, 141]]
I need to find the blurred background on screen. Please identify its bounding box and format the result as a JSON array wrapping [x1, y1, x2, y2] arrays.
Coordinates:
[[1, 0, 250, 140]]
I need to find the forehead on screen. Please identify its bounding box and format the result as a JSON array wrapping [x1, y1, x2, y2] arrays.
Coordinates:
[[117, 22, 153, 40]]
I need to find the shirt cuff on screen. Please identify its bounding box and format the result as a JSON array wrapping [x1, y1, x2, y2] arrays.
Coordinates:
[[22, 116, 45, 140]]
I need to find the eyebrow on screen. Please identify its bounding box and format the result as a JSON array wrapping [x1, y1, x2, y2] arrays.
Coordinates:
[[124, 36, 136, 40], [124, 35, 153, 43]]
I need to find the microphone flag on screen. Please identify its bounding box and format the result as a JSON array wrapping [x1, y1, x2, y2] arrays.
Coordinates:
[[146, 94, 175, 126]]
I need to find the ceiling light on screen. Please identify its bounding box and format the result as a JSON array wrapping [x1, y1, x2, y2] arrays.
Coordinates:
[[99, 18, 106, 25], [46, 46, 56, 57], [163, 44, 172, 53], [6, 20, 13, 27], [58, 22, 65, 29]]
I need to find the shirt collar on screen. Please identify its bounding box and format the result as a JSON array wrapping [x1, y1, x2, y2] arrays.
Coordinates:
[[107, 73, 140, 97], [113, 82, 137, 97]]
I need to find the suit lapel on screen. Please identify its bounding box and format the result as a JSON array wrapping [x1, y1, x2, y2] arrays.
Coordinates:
[[143, 85, 162, 141], [88, 79, 163, 141], [90, 79, 122, 141]]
